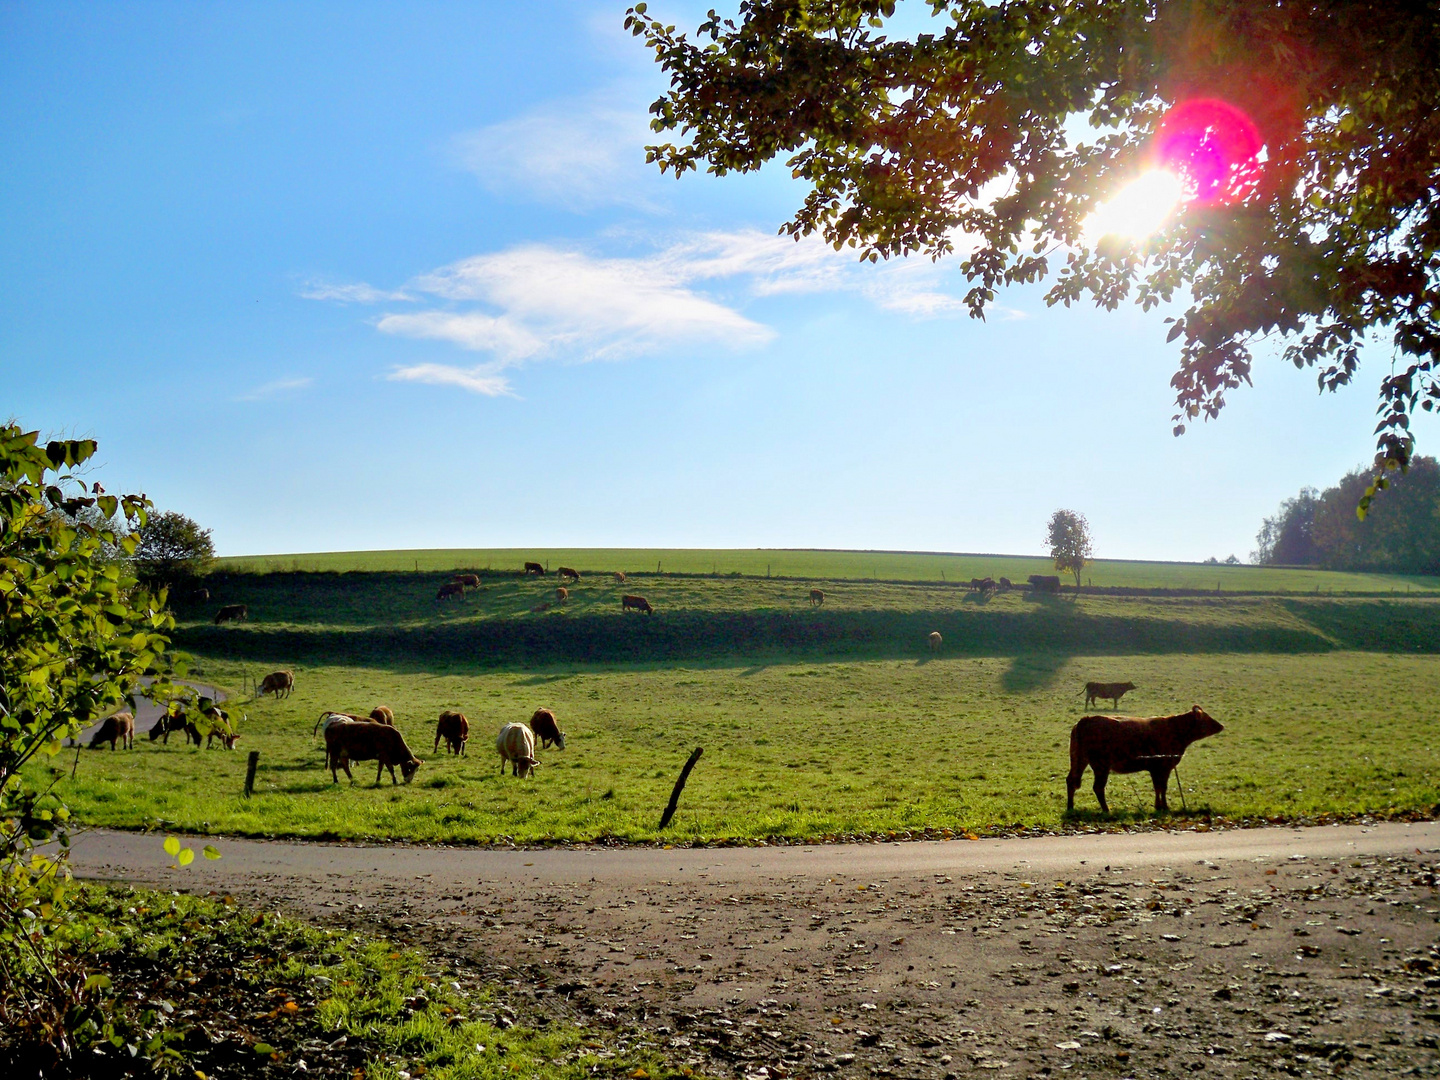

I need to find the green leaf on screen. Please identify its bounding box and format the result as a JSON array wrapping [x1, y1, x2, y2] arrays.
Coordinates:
[[203, 845, 221, 860], [178, 848, 195, 867], [84, 974, 113, 993], [253, 1043, 276, 1055], [163, 836, 180, 857]]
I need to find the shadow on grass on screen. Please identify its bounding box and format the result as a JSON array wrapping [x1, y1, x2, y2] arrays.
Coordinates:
[[1000, 653, 1068, 693]]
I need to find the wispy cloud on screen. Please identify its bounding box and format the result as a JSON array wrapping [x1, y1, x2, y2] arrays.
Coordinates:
[[300, 280, 414, 303], [385, 363, 515, 397], [235, 376, 313, 402], [452, 97, 656, 211]]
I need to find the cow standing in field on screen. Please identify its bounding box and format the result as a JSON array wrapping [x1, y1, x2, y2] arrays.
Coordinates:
[[523, 561, 546, 576], [558, 566, 580, 582], [928, 631, 942, 652], [89, 712, 134, 750], [454, 573, 481, 590], [621, 594, 653, 615], [496, 722, 539, 777], [149, 707, 189, 743], [326, 720, 423, 785], [556, 586, 569, 603], [529, 708, 566, 750], [257, 670, 294, 699], [436, 581, 464, 601], [998, 577, 1014, 590], [369, 705, 395, 725], [1084, 680, 1137, 710], [435, 711, 469, 756], [1029, 574, 1062, 593], [186, 706, 239, 749], [1066, 706, 1224, 814], [613, 571, 626, 584], [214, 604, 248, 624], [809, 589, 825, 607]]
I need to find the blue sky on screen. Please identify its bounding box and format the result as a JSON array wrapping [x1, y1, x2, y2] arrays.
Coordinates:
[[3, 1, 1431, 561]]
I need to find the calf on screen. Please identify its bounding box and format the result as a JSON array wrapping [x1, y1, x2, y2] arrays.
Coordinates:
[[558, 566, 580, 582], [435, 710, 469, 756], [214, 603, 248, 624], [496, 722, 538, 778], [556, 586, 569, 603], [613, 571, 626, 584], [1084, 680, 1137, 710], [325, 720, 422, 785], [523, 561, 546, 576], [621, 594, 653, 615], [257, 670, 294, 699], [89, 712, 134, 751], [529, 708, 566, 750], [928, 631, 942, 652], [436, 581, 464, 601], [809, 588, 825, 607], [1067, 706, 1224, 814]]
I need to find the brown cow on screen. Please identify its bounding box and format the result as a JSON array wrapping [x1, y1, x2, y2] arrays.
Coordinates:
[[621, 594, 653, 615], [214, 603, 248, 624], [556, 586, 569, 603], [558, 566, 580, 582], [1084, 680, 1137, 710], [809, 589, 825, 607], [1028, 574, 1062, 593], [149, 706, 189, 743], [454, 573, 481, 590], [1066, 706, 1224, 814], [257, 670, 294, 699], [369, 705, 395, 725], [529, 708, 566, 750], [325, 720, 423, 785], [998, 577, 1014, 590], [436, 581, 464, 601], [928, 631, 942, 652], [189, 706, 239, 750], [613, 571, 626, 584], [89, 712, 134, 750], [435, 711, 469, 756], [523, 561, 546, 576]]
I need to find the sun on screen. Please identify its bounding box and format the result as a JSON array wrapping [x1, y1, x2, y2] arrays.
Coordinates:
[[1083, 169, 1187, 245]]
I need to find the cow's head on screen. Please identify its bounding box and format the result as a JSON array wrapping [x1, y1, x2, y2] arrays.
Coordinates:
[[553, 732, 566, 750], [401, 757, 423, 784], [1119, 681, 1137, 693], [1188, 705, 1223, 740], [516, 757, 539, 777]]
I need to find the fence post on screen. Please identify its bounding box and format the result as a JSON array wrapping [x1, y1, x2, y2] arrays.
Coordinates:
[[659, 748, 704, 830], [244, 750, 260, 798]]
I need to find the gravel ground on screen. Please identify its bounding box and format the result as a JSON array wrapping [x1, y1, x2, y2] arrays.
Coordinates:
[[72, 826, 1440, 1078]]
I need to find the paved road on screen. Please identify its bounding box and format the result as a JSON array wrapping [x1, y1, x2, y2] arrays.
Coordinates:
[[67, 819, 1440, 889]]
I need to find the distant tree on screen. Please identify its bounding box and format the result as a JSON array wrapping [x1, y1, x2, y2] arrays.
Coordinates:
[[1047, 509, 1093, 588], [133, 510, 214, 586], [1252, 487, 1320, 565], [1224, 554, 1241, 565], [1203, 556, 1219, 565]]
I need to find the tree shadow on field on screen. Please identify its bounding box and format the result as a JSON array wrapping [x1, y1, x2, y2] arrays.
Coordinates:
[[510, 673, 576, 686], [1000, 653, 1067, 693], [739, 665, 769, 677]]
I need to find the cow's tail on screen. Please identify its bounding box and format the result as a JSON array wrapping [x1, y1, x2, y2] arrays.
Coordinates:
[[313, 711, 329, 738]]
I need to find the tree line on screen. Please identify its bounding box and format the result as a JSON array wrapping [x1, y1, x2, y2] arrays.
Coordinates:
[[1254, 457, 1440, 575]]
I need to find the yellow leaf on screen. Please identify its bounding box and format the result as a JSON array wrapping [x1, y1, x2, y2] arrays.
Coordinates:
[[178, 848, 195, 867]]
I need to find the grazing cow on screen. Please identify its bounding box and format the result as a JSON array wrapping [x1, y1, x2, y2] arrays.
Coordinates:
[[613, 571, 626, 584], [558, 566, 580, 582], [1084, 680, 1137, 710], [435, 711, 469, 756], [556, 586, 569, 603], [928, 631, 942, 652], [998, 577, 1014, 590], [809, 589, 825, 607], [313, 710, 354, 737], [214, 604, 248, 624], [149, 707, 189, 743], [1066, 706, 1224, 814], [523, 561, 546, 576], [1028, 574, 1062, 593], [184, 706, 238, 750], [621, 594, 653, 615], [369, 706, 395, 725], [496, 722, 539, 777], [436, 581, 464, 601], [529, 708, 566, 750], [454, 573, 481, 590], [257, 670, 294, 699], [89, 712, 134, 751], [325, 720, 422, 785]]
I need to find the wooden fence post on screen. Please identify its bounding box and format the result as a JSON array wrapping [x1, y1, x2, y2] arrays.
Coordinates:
[[658, 748, 704, 830], [244, 750, 260, 798]]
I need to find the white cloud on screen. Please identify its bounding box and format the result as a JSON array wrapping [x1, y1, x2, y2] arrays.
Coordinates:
[[375, 311, 545, 360], [452, 98, 656, 211], [235, 376, 313, 402], [300, 280, 413, 303], [386, 363, 515, 397]]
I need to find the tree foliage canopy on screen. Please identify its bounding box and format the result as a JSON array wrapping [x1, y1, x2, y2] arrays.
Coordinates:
[[627, 1, 1440, 505], [1047, 508, 1094, 584], [133, 510, 214, 587], [1254, 455, 1440, 573]]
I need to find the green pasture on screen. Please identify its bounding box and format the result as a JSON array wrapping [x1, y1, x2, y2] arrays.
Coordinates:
[[49, 652, 1440, 843], [213, 547, 1440, 594]]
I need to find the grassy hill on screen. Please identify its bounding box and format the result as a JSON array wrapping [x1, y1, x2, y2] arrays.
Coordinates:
[[214, 547, 1440, 594]]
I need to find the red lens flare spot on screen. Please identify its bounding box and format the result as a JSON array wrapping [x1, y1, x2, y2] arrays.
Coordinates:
[[1156, 98, 1263, 205]]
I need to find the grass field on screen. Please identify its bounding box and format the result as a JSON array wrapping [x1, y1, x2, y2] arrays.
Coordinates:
[[48, 651, 1440, 844], [214, 547, 1440, 594]]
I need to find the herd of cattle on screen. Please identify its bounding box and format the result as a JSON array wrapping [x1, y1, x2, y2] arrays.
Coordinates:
[[432, 564, 656, 616]]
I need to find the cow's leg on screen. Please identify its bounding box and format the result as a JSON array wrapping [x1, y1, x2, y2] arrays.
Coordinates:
[[1151, 766, 1172, 813], [1093, 767, 1111, 814], [1065, 765, 1083, 811], [375, 761, 385, 786]]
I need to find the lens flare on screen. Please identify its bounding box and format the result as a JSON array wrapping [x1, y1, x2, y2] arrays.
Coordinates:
[[1156, 98, 1263, 205], [1083, 169, 1187, 243]]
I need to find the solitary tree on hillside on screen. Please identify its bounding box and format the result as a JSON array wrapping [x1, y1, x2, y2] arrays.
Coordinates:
[[1047, 510, 1093, 589], [133, 510, 215, 587], [627, 2, 1440, 512]]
